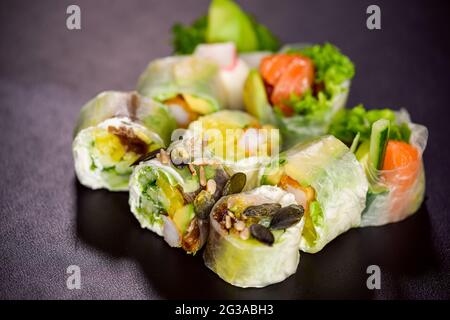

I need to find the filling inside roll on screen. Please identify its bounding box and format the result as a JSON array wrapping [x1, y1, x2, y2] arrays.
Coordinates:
[[73, 91, 176, 191], [243, 43, 354, 147], [328, 105, 428, 226], [137, 56, 223, 128], [263, 170, 321, 249], [184, 110, 281, 190], [74, 117, 164, 191], [162, 93, 216, 128], [188, 110, 278, 161], [203, 186, 304, 288]]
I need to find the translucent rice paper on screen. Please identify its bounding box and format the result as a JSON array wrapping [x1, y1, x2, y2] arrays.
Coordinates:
[[203, 186, 304, 288], [260, 135, 368, 253], [360, 110, 428, 227], [73, 91, 176, 191], [182, 110, 281, 190], [278, 80, 350, 149], [136, 56, 226, 113]]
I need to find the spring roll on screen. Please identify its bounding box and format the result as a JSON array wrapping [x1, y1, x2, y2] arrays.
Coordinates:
[[129, 147, 232, 254], [203, 185, 304, 288], [136, 55, 226, 127], [260, 135, 368, 253], [73, 91, 176, 191], [356, 111, 428, 226], [181, 110, 281, 190], [244, 43, 354, 148]]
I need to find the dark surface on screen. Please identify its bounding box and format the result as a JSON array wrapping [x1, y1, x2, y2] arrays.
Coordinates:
[[0, 0, 449, 299]]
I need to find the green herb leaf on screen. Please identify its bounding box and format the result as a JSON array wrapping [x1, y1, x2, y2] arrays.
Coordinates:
[[328, 105, 411, 146], [172, 16, 207, 54]]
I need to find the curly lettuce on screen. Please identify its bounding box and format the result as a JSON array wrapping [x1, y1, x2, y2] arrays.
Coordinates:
[[282, 43, 355, 119], [328, 104, 411, 146]]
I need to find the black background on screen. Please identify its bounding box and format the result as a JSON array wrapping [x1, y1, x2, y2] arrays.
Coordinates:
[[1, 0, 449, 299]]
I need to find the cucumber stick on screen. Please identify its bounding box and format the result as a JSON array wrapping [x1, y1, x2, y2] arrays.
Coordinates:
[[369, 119, 390, 171]]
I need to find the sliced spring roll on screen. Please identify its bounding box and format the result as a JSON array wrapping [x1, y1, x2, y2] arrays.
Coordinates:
[[182, 110, 281, 190], [260, 135, 368, 253], [203, 185, 304, 288], [129, 147, 235, 254], [136, 55, 226, 127], [73, 91, 176, 191], [244, 43, 354, 148], [330, 107, 428, 226]]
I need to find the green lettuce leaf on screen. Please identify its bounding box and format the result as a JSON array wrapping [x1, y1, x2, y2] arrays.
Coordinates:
[[328, 104, 411, 146], [172, 16, 208, 54], [281, 43, 355, 119]]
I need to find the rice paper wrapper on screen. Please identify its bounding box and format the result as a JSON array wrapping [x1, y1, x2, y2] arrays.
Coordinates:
[[203, 186, 303, 288], [73, 91, 176, 191], [360, 111, 428, 227], [136, 56, 226, 113], [260, 135, 368, 253]]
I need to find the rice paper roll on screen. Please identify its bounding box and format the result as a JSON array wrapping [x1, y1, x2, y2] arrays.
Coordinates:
[[203, 186, 304, 288], [73, 91, 176, 191], [136, 55, 226, 127], [181, 110, 281, 190], [243, 43, 353, 148], [129, 148, 231, 254], [260, 135, 368, 253], [358, 112, 428, 227]]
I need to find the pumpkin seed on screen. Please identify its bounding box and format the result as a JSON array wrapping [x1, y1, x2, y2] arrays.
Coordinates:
[[243, 203, 281, 217], [193, 190, 215, 220], [270, 204, 304, 230], [211, 168, 229, 199], [222, 172, 246, 196], [249, 224, 274, 245]]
